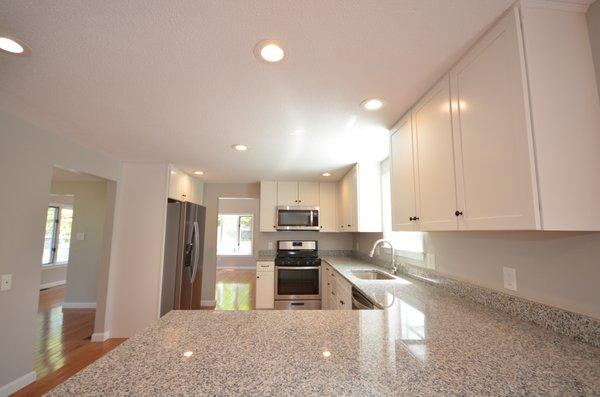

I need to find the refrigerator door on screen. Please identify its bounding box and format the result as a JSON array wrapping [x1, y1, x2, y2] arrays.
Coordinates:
[[160, 202, 183, 317], [179, 202, 206, 310]]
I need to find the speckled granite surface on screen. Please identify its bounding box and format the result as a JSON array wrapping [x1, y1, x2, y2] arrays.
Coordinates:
[[352, 250, 600, 348], [48, 257, 600, 396]]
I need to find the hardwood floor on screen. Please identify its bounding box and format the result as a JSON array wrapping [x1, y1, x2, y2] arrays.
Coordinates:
[[12, 286, 126, 397], [214, 269, 256, 310]]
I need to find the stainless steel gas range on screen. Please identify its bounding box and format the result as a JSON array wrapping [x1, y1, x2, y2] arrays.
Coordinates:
[[274, 240, 321, 310]]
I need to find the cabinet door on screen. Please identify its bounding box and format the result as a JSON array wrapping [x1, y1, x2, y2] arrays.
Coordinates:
[[413, 76, 458, 231], [318, 183, 337, 232], [255, 271, 274, 309], [345, 167, 358, 231], [168, 169, 183, 200], [189, 178, 204, 205], [337, 177, 348, 231], [260, 181, 278, 232], [321, 265, 329, 309], [298, 182, 319, 206], [390, 113, 417, 231], [450, 7, 539, 230], [180, 174, 191, 202], [277, 182, 299, 206]]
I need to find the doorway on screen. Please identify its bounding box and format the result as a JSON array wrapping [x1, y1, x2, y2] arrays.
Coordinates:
[[34, 166, 117, 381], [214, 198, 259, 310]]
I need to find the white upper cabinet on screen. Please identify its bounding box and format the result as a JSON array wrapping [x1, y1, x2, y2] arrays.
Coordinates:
[[260, 181, 278, 232], [337, 163, 381, 233], [389, 4, 600, 231], [168, 166, 204, 205], [318, 182, 337, 232], [413, 76, 458, 231], [298, 182, 319, 206], [450, 7, 539, 230], [390, 113, 417, 231], [277, 182, 298, 206], [277, 182, 319, 206]]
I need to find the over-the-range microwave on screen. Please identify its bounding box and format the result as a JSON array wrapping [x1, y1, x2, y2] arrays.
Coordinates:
[[276, 206, 320, 231]]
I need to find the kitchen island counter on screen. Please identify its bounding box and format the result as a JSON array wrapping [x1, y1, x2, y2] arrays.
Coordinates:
[[48, 258, 600, 396]]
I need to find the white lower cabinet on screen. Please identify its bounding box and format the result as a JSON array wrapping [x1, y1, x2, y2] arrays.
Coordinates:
[[255, 261, 274, 309], [322, 262, 351, 310]]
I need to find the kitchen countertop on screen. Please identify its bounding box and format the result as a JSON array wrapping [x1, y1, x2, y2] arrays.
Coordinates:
[[48, 257, 600, 396]]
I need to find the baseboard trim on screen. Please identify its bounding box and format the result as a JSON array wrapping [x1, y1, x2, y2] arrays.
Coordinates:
[[0, 371, 36, 397], [62, 302, 97, 309], [40, 280, 66, 290], [91, 331, 111, 342], [200, 300, 216, 306]]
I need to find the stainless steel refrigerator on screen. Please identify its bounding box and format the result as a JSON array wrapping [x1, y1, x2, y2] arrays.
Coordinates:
[[160, 200, 206, 316]]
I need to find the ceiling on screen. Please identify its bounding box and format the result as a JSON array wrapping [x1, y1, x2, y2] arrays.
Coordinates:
[[0, 0, 521, 182]]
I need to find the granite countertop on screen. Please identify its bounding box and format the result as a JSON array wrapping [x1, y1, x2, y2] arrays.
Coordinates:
[[49, 257, 600, 396]]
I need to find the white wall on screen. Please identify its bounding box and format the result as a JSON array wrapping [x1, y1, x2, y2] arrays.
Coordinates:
[[50, 181, 108, 305], [354, 231, 600, 319], [0, 109, 121, 390], [105, 163, 168, 337], [588, 0, 600, 96]]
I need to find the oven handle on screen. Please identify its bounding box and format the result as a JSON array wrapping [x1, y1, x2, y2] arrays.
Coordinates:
[[275, 266, 320, 270]]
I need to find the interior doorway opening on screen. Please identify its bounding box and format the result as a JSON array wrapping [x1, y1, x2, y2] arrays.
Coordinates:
[[214, 198, 259, 310], [34, 166, 117, 381]]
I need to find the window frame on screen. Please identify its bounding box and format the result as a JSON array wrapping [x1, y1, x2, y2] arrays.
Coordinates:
[[216, 213, 254, 257], [42, 202, 73, 267]]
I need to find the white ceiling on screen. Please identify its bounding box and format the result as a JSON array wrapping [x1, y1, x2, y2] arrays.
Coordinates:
[[0, 0, 520, 182]]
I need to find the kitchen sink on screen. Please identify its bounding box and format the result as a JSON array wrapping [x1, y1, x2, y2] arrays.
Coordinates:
[[350, 269, 396, 280]]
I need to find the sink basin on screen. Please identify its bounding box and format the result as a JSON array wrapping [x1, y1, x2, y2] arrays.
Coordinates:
[[350, 269, 396, 280]]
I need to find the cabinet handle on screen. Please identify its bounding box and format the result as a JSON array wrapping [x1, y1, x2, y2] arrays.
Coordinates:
[[409, 217, 414, 221], [413, 217, 419, 221], [347, 224, 351, 227], [257, 276, 260, 279], [273, 225, 276, 229], [340, 300, 344, 305], [455, 210, 463, 217]]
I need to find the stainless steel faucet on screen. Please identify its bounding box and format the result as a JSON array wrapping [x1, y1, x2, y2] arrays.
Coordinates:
[[369, 239, 397, 274]]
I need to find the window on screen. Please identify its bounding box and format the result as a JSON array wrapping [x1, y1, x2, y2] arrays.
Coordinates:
[[380, 159, 424, 254], [42, 205, 73, 265], [217, 214, 253, 256]]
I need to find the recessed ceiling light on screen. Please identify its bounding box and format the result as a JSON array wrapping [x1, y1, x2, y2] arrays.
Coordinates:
[[291, 129, 305, 135], [322, 172, 331, 177], [361, 98, 385, 111], [194, 171, 204, 175], [254, 40, 285, 63], [232, 144, 248, 151], [0, 36, 29, 56]]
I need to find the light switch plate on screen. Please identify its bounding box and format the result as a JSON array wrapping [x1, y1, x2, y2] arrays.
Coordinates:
[[1, 274, 12, 291], [76, 232, 85, 241], [503, 267, 517, 291], [425, 253, 436, 269]]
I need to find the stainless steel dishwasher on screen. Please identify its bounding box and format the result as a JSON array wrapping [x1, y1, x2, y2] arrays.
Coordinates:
[[351, 287, 378, 309]]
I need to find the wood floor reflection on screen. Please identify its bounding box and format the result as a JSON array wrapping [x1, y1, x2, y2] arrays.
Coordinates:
[[214, 269, 256, 310], [13, 285, 126, 397]]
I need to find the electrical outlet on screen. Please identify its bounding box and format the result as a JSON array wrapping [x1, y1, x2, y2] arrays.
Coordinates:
[[503, 267, 517, 291], [1, 274, 12, 291], [76, 232, 85, 241], [425, 253, 436, 269], [267, 242, 273, 250]]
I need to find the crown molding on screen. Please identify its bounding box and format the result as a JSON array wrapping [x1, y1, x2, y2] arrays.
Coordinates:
[[520, 0, 594, 13]]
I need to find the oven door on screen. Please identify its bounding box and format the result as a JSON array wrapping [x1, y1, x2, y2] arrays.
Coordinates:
[[276, 206, 319, 231], [275, 266, 321, 300]]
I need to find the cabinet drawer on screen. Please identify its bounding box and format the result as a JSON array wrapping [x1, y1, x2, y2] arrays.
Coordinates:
[[256, 261, 274, 271]]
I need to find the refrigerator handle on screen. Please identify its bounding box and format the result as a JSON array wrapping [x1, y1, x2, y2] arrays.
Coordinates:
[[190, 221, 200, 282]]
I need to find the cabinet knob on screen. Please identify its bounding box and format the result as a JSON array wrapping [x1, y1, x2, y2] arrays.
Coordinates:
[[409, 217, 414, 221], [257, 276, 260, 279], [454, 210, 463, 217], [347, 224, 351, 227], [414, 217, 419, 221], [340, 300, 344, 305]]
